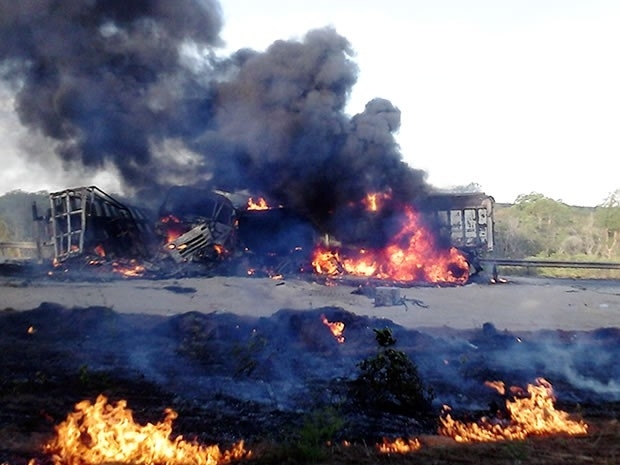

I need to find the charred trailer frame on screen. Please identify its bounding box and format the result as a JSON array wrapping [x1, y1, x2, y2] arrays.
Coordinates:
[[415, 192, 495, 272], [44, 186, 155, 262]]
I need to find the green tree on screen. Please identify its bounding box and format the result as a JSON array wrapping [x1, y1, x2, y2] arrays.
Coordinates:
[[511, 193, 574, 257], [494, 209, 543, 258], [0, 189, 49, 241], [493, 190, 620, 270], [595, 190, 620, 259], [447, 182, 484, 193], [0, 217, 10, 241]]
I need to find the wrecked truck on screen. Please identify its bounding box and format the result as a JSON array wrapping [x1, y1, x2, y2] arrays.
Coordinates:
[[35, 185, 495, 277], [414, 192, 495, 272], [156, 186, 237, 263], [39, 186, 155, 263], [36, 185, 238, 267]]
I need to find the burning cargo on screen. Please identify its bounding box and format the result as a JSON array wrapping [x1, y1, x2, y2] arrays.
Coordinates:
[[34, 185, 494, 283], [415, 192, 495, 271], [311, 191, 495, 284]]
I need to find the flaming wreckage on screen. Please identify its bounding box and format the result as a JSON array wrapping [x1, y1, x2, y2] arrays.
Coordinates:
[[32, 185, 495, 284]]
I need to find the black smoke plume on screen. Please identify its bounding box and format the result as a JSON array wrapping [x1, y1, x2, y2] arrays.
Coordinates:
[[0, 0, 428, 231]]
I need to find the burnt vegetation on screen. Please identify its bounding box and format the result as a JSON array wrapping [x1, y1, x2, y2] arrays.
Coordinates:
[[1, 304, 620, 464]]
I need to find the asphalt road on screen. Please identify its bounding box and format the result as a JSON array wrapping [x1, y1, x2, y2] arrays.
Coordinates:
[[2, 273, 620, 331]]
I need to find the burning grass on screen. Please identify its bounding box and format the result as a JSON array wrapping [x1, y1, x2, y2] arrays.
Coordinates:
[[42, 395, 249, 465], [7, 377, 593, 465], [4, 413, 619, 465], [439, 378, 588, 442], [2, 302, 620, 465]]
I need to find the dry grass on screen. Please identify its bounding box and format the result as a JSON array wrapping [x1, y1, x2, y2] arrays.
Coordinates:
[[246, 418, 620, 465]]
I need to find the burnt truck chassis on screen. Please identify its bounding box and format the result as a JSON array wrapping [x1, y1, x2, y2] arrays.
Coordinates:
[[34, 186, 495, 277]]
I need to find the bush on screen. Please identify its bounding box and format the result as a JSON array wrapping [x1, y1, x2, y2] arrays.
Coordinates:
[[352, 328, 434, 416]]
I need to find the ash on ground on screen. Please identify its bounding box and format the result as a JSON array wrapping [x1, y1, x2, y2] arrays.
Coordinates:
[[1, 301, 619, 463]]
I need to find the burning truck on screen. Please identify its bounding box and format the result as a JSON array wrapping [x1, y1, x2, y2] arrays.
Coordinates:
[[34, 185, 494, 284]]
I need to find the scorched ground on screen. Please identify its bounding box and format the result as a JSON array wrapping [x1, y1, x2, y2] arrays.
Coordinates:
[[2, 274, 620, 464]]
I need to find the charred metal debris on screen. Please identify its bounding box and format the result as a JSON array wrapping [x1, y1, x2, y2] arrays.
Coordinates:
[[31, 186, 494, 279]]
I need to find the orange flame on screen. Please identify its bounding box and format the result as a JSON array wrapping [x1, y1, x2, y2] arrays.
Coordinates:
[[376, 437, 421, 454], [247, 197, 269, 210], [44, 395, 249, 465], [320, 314, 345, 343], [439, 378, 588, 442], [311, 249, 342, 276], [112, 259, 146, 278], [362, 191, 392, 212], [160, 214, 187, 244], [312, 206, 469, 284], [94, 244, 106, 258]]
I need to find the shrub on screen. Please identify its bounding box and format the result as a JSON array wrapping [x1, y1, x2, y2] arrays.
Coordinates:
[[352, 328, 434, 416]]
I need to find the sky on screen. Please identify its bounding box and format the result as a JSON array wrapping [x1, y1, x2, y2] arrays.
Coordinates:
[[1, 0, 619, 206]]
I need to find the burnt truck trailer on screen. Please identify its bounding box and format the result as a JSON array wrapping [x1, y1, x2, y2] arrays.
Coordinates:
[[39, 186, 155, 262], [415, 192, 495, 272], [35, 186, 495, 275]]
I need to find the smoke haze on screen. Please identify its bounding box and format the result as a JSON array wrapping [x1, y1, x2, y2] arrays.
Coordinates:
[[0, 0, 428, 224]]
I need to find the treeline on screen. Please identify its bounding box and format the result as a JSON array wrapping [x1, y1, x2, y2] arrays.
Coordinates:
[[0, 190, 48, 242], [494, 192, 620, 261]]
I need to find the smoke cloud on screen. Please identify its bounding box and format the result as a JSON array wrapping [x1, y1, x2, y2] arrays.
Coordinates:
[[0, 0, 428, 227]]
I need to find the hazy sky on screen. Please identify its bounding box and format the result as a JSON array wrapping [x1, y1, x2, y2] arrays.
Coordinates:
[[1, 0, 619, 206]]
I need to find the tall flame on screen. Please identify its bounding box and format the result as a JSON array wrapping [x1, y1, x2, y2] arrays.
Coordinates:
[[159, 214, 187, 244], [321, 314, 345, 343], [44, 395, 249, 465], [312, 206, 469, 284], [247, 197, 269, 210], [439, 378, 588, 442], [362, 191, 392, 212]]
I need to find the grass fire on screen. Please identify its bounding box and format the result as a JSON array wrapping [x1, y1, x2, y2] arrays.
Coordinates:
[[16, 379, 589, 465], [439, 378, 588, 443], [43, 395, 249, 465], [1, 293, 620, 465]]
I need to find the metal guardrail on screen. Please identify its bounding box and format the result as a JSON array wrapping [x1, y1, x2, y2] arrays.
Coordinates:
[[0, 241, 38, 250], [480, 258, 620, 281], [0, 241, 54, 261], [0, 241, 39, 258], [480, 258, 620, 270]]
